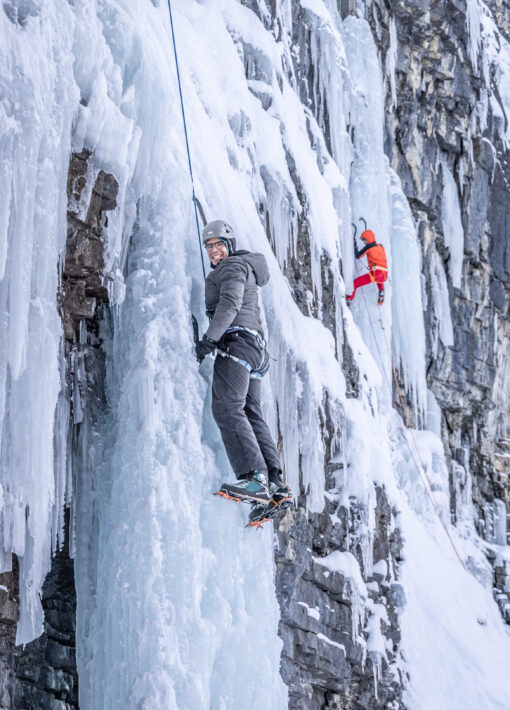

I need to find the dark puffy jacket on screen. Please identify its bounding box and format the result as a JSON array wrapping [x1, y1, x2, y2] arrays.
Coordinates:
[[204, 250, 269, 342]]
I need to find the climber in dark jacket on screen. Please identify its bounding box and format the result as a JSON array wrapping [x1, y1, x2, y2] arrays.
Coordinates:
[[195, 220, 290, 511]]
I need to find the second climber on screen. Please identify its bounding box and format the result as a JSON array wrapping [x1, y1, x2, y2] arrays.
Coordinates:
[[346, 227, 388, 305]]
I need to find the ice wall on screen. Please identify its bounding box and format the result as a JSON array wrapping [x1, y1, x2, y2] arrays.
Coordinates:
[[342, 15, 427, 417], [0, 1, 77, 645]]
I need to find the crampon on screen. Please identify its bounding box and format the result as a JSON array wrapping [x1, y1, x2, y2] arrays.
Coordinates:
[[214, 490, 243, 503], [245, 493, 293, 529]]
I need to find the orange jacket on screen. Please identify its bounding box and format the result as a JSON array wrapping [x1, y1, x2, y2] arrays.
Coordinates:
[[355, 230, 387, 271]]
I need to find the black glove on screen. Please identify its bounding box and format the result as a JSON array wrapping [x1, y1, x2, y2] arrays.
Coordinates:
[[195, 334, 217, 361]]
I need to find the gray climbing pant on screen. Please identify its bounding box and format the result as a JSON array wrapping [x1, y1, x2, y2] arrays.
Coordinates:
[[211, 330, 281, 478]]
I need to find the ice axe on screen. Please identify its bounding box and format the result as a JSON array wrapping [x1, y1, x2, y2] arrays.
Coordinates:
[[351, 222, 359, 251], [195, 197, 208, 228], [191, 314, 204, 365]]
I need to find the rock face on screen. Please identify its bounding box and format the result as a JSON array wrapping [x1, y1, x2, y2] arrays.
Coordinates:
[[61, 150, 118, 342], [0, 536, 77, 710], [275, 486, 404, 709], [9, 531, 78, 710], [270, 0, 510, 707], [365, 0, 510, 620], [0, 559, 20, 708]]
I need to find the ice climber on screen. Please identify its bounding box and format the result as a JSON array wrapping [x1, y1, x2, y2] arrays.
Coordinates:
[[346, 228, 388, 305], [194, 220, 292, 525]]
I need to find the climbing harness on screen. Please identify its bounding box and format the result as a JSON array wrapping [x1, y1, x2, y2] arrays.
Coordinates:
[[358, 287, 467, 571], [216, 326, 269, 379], [226, 325, 267, 350], [167, 0, 206, 281]]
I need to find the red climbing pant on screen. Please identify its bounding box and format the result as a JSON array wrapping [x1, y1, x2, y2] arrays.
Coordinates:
[[346, 269, 387, 301]]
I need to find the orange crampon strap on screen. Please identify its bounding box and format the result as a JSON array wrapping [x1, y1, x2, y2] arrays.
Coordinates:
[[214, 490, 242, 502], [246, 519, 269, 529]]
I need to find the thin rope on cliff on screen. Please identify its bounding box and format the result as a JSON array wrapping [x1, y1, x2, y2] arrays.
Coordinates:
[[166, 0, 206, 281], [358, 285, 467, 572]]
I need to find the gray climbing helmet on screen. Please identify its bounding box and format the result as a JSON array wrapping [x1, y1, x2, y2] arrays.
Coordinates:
[[202, 220, 236, 254]]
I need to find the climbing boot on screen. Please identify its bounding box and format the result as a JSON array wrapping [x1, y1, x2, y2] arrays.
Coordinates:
[[268, 468, 293, 514], [216, 470, 270, 504], [377, 289, 384, 305], [246, 489, 293, 529], [269, 468, 292, 496]]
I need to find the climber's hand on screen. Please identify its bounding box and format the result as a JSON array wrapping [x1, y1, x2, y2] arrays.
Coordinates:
[[195, 335, 217, 361]]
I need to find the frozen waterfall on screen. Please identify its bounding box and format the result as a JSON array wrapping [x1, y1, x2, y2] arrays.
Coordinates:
[[1, 1, 510, 708]]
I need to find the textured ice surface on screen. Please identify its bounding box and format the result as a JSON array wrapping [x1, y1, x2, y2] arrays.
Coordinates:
[[0, 0, 77, 644], [467, 0, 483, 72], [441, 159, 464, 289], [472, 1, 510, 148], [1, 0, 510, 708]]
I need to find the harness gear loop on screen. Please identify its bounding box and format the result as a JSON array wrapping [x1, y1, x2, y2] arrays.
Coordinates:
[[167, 0, 206, 281], [216, 325, 269, 379]]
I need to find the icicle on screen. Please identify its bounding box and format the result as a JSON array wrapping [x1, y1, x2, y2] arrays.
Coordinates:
[[386, 17, 398, 108], [441, 159, 464, 289], [466, 0, 482, 73]]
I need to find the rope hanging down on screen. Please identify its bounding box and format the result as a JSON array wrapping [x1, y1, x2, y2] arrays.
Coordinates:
[[358, 285, 467, 571], [167, 0, 206, 281]]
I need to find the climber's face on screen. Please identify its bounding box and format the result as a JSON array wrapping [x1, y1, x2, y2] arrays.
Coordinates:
[[206, 239, 228, 265]]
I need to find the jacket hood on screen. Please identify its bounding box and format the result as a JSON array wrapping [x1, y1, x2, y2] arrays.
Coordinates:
[[234, 250, 270, 286], [361, 229, 376, 243]]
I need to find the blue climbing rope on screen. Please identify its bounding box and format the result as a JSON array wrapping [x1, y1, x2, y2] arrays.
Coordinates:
[[167, 0, 206, 281]]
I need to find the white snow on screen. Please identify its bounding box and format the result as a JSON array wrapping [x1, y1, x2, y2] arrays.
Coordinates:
[[314, 550, 367, 596], [298, 601, 321, 621], [366, 599, 389, 699], [314, 550, 368, 641], [372, 559, 388, 578], [400, 506, 510, 710], [317, 632, 346, 654]]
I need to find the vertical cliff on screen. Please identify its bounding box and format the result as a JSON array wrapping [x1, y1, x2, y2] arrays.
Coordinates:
[[367, 0, 510, 620], [272, 1, 510, 707]]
